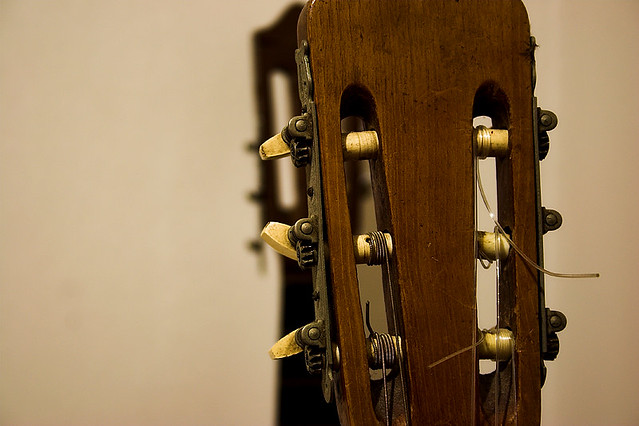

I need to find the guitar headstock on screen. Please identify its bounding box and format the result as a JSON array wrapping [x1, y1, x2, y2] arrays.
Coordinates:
[[257, 1, 590, 423]]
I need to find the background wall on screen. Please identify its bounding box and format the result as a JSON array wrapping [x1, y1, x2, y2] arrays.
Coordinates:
[[1, 1, 637, 425]]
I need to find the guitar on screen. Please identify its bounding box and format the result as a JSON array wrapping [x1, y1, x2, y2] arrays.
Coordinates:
[[255, 1, 596, 423]]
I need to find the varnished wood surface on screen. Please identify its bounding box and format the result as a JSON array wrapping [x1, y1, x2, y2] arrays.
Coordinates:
[[298, 0, 540, 424]]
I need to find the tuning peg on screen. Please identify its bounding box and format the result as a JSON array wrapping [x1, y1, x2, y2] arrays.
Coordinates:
[[259, 133, 291, 160], [269, 327, 304, 360], [352, 231, 393, 264], [341, 130, 379, 160], [474, 126, 509, 159], [260, 222, 297, 260], [259, 130, 379, 161], [269, 322, 326, 360], [477, 328, 514, 361], [477, 231, 510, 261], [261, 221, 392, 266], [537, 108, 558, 161]]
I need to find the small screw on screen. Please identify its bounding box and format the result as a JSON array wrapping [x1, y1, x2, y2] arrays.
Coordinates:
[[545, 213, 557, 226], [312, 291, 320, 301], [550, 315, 563, 328], [301, 222, 313, 235], [295, 119, 308, 132], [307, 187, 314, 198], [308, 327, 320, 340], [540, 114, 552, 127]]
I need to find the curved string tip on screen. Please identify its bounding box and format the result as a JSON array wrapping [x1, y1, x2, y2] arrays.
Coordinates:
[[476, 163, 600, 280]]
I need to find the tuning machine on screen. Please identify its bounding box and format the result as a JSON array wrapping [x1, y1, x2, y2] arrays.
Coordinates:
[[542, 309, 567, 361], [260, 219, 318, 269], [269, 321, 327, 375], [261, 221, 392, 268], [536, 108, 558, 161], [260, 127, 379, 164], [473, 126, 509, 159]]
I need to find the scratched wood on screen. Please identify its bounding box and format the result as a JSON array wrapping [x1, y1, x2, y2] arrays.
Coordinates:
[[298, 0, 540, 424]]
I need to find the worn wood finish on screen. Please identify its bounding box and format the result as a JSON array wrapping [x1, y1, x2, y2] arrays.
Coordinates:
[[298, 0, 540, 424]]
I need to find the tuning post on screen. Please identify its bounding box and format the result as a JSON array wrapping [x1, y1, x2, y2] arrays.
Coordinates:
[[341, 130, 379, 161], [477, 328, 515, 361], [367, 333, 402, 370], [353, 231, 393, 265], [477, 231, 510, 261], [474, 125, 509, 159]]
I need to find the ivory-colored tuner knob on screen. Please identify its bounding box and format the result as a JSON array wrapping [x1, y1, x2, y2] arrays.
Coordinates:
[[474, 125, 509, 159], [260, 222, 392, 265], [269, 327, 304, 360], [477, 328, 514, 361], [259, 133, 290, 160], [260, 222, 297, 260], [477, 231, 510, 261], [258, 130, 379, 161]]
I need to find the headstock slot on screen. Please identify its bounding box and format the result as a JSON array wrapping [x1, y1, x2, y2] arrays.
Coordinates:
[[338, 86, 409, 423], [472, 82, 518, 419], [339, 86, 386, 336], [473, 83, 511, 343]]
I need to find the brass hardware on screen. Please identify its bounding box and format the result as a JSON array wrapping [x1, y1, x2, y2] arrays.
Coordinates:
[[477, 231, 510, 261], [262, 221, 392, 265], [477, 329, 515, 361], [474, 125, 509, 158], [260, 130, 379, 161]]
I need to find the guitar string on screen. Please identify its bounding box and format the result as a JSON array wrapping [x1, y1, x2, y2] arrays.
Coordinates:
[[472, 156, 480, 426], [476, 167, 599, 279], [380, 333, 389, 426], [495, 231, 502, 426], [383, 239, 409, 423], [475, 155, 597, 425], [427, 334, 485, 369], [365, 302, 390, 426]]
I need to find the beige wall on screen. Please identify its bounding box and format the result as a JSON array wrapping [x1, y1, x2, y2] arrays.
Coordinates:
[[1, 1, 637, 425]]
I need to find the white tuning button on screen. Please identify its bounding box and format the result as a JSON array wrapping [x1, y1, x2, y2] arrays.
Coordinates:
[[258, 130, 379, 161], [474, 126, 509, 159], [341, 130, 379, 161], [259, 133, 290, 160], [269, 327, 304, 360], [477, 231, 510, 261], [260, 222, 297, 260]]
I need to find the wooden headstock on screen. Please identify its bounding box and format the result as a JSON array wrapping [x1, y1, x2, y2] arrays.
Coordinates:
[[257, 1, 585, 424]]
